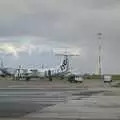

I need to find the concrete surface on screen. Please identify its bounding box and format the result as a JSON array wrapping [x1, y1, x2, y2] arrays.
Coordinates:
[[0, 79, 120, 120]]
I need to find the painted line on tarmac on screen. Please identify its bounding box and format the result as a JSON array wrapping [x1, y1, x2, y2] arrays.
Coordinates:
[[0, 87, 84, 90]]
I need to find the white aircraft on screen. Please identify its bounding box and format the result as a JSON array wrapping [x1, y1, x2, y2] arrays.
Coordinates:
[[0, 51, 79, 80], [14, 55, 70, 80], [0, 59, 16, 77], [0, 67, 17, 77]]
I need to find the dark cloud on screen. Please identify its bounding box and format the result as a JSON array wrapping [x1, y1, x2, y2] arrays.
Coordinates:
[[0, 0, 120, 73]]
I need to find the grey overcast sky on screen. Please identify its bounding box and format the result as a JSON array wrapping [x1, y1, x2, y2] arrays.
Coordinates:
[[0, 0, 120, 74]]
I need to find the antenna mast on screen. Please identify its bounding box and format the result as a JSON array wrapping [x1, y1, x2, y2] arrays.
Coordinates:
[[97, 33, 102, 75]]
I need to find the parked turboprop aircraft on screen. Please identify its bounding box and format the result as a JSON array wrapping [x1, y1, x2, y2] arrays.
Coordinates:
[[14, 55, 70, 80], [0, 51, 79, 80]]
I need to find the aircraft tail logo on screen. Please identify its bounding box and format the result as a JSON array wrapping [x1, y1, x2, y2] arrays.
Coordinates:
[[60, 56, 69, 72]]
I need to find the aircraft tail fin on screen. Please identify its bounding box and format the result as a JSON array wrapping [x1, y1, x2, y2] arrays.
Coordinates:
[[59, 55, 69, 73]]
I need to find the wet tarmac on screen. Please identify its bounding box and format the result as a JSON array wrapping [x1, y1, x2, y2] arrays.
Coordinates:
[[0, 79, 120, 120]]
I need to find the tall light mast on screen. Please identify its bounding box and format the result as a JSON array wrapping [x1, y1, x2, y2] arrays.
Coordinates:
[[0, 57, 4, 68], [0, 59, 4, 68], [97, 33, 102, 76]]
